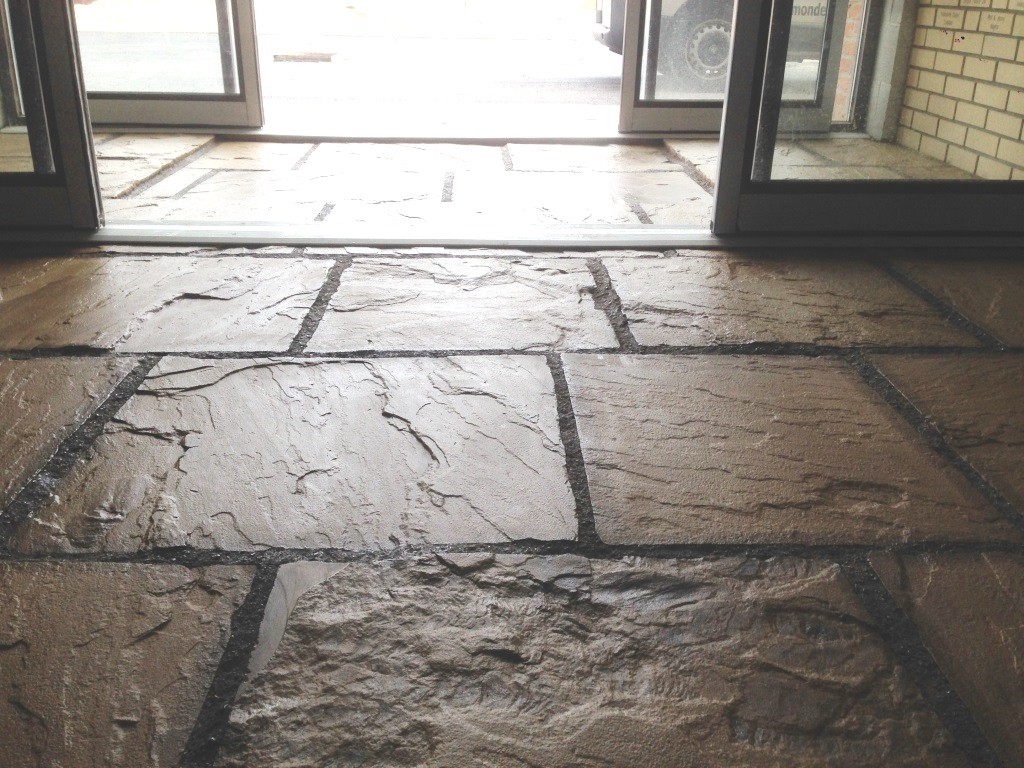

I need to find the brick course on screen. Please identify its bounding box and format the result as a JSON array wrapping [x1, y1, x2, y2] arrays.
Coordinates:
[[899, 0, 1024, 176]]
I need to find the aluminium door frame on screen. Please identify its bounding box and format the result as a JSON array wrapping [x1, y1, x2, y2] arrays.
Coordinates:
[[0, 0, 100, 229], [85, 0, 262, 128], [713, 0, 1024, 235]]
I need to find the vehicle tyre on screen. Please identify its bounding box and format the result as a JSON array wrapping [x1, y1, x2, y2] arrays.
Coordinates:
[[664, 1, 732, 85]]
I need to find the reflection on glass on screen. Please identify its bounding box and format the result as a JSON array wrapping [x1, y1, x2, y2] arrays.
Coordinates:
[[755, 0, 1024, 182], [1, 0, 40, 172], [639, 0, 828, 102], [75, 0, 239, 94]]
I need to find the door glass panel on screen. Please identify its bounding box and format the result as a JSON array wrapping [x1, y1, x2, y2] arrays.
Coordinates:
[[754, 0, 1024, 182], [637, 0, 830, 102], [0, 0, 53, 173], [74, 0, 240, 94]]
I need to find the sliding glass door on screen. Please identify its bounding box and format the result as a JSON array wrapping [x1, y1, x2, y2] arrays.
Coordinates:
[[76, 0, 262, 128], [0, 0, 100, 228], [714, 0, 1024, 233]]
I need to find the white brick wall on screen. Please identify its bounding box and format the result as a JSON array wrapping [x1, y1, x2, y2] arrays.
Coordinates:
[[899, 0, 1024, 178]]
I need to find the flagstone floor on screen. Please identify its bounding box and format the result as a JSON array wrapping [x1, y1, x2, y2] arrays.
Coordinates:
[[1, 240, 1023, 767]]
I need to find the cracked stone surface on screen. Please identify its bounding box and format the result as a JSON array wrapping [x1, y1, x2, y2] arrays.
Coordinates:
[[301, 142, 506, 173], [0, 357, 131, 509], [0, 562, 252, 768], [308, 258, 617, 351], [0, 257, 331, 351], [608, 173, 711, 226], [874, 355, 1024, 512], [564, 354, 1015, 545], [605, 256, 975, 346], [188, 141, 314, 170], [872, 552, 1024, 768], [507, 143, 682, 172], [217, 555, 964, 768], [95, 134, 213, 198], [891, 259, 1024, 345], [13, 356, 575, 553], [452, 171, 640, 226]]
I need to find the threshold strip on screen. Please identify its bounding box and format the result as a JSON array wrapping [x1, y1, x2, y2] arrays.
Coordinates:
[[4, 223, 1024, 251]]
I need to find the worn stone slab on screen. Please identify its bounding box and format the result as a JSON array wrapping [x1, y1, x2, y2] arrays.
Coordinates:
[[95, 134, 213, 198], [452, 171, 639, 226], [508, 143, 683, 172], [872, 552, 1024, 768], [0, 357, 131, 509], [874, 355, 1024, 512], [605, 256, 975, 346], [13, 356, 575, 553], [0, 562, 252, 768], [218, 555, 964, 768], [891, 259, 1024, 345], [0, 132, 34, 173], [0, 257, 330, 351], [608, 172, 711, 226], [564, 354, 1015, 545], [302, 142, 506, 173], [188, 141, 313, 170], [308, 258, 616, 351]]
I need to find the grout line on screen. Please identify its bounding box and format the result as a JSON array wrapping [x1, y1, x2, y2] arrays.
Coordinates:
[[441, 171, 455, 203], [287, 258, 351, 354], [179, 564, 280, 768], [661, 142, 716, 196], [625, 197, 654, 225], [840, 557, 1004, 768], [501, 145, 514, 171], [0, 355, 162, 548], [585, 258, 640, 352], [314, 203, 336, 222], [873, 260, 1007, 349], [545, 353, 601, 548], [120, 138, 219, 199], [1, 540, 1023, 569], [2, 344, 1023, 362], [173, 169, 219, 200], [291, 142, 320, 171], [847, 354, 1024, 534]]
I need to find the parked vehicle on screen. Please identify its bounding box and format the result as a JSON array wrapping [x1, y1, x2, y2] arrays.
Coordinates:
[[595, 0, 828, 85]]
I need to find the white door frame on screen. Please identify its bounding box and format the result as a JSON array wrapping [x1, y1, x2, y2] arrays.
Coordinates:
[[85, 0, 262, 128], [618, 0, 727, 133]]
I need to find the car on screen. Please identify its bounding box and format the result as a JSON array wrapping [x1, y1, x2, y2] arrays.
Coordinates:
[[595, 0, 828, 86]]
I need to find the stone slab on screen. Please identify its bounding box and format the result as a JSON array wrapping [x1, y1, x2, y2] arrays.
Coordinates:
[[218, 555, 964, 768], [0, 562, 252, 768], [564, 354, 1016, 545], [188, 141, 314, 170], [605, 256, 975, 346], [0, 257, 330, 351], [508, 142, 683, 172], [874, 355, 1024, 512], [12, 356, 576, 553], [872, 552, 1024, 768], [95, 134, 213, 198], [665, 138, 720, 184], [607, 173, 711, 226], [301, 142, 506, 173], [308, 258, 617, 351], [0, 357, 131, 509], [452, 171, 639, 226], [892, 259, 1024, 345]]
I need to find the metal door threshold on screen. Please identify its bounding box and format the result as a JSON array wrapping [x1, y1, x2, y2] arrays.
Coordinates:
[[1, 223, 1022, 251]]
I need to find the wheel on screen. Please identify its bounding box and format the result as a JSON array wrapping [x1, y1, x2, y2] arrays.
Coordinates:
[[664, 3, 732, 85]]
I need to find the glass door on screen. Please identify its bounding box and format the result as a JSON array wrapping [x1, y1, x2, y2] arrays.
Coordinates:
[[714, 0, 1024, 233], [75, 0, 262, 128], [0, 0, 100, 228]]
